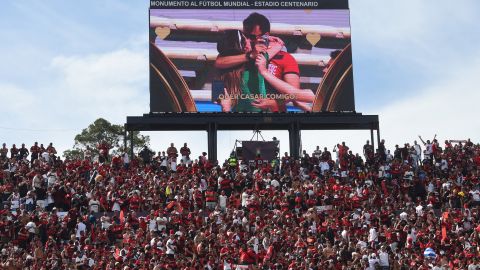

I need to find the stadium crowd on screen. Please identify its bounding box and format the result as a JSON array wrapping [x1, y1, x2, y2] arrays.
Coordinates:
[[0, 138, 480, 270]]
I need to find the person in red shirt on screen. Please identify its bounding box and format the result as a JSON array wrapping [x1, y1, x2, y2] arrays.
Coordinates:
[[97, 141, 111, 163], [180, 143, 191, 164], [238, 244, 257, 266], [129, 192, 142, 212], [30, 142, 41, 162], [215, 12, 308, 112], [111, 155, 121, 171], [256, 51, 316, 111]]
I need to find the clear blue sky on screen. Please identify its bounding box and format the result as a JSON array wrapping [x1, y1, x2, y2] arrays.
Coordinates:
[[1, 0, 479, 160]]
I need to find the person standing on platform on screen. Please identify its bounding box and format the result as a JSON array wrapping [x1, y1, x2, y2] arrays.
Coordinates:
[[167, 143, 178, 171], [46, 143, 57, 162], [363, 140, 374, 165], [10, 144, 18, 159], [0, 143, 8, 160], [30, 142, 41, 163], [180, 143, 191, 165], [97, 141, 111, 163], [18, 143, 29, 161], [413, 140, 422, 166]]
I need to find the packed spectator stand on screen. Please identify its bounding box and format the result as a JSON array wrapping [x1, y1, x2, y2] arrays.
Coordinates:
[[0, 138, 479, 270]]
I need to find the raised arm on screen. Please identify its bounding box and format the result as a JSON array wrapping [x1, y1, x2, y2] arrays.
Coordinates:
[[418, 135, 426, 145], [214, 53, 250, 69]]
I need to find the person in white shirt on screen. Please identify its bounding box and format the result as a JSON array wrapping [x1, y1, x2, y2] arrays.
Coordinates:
[[199, 178, 208, 192], [8, 192, 20, 211], [319, 160, 330, 175], [378, 246, 389, 269], [32, 173, 43, 189], [440, 157, 448, 171], [123, 152, 130, 169], [247, 236, 259, 254], [467, 258, 479, 270], [26, 221, 37, 234], [25, 192, 35, 211], [76, 219, 86, 239], [313, 146, 322, 159], [415, 203, 424, 216], [87, 257, 95, 268], [367, 253, 380, 270], [165, 234, 176, 259], [341, 228, 349, 242], [413, 140, 422, 165], [362, 211, 371, 225], [100, 216, 111, 230], [368, 227, 378, 248], [41, 151, 50, 163], [219, 191, 228, 211], [427, 181, 435, 193], [270, 177, 280, 188], [241, 191, 249, 208], [470, 188, 480, 207], [88, 197, 101, 213], [74, 252, 87, 267], [418, 135, 435, 161], [47, 171, 57, 187], [156, 213, 168, 232]]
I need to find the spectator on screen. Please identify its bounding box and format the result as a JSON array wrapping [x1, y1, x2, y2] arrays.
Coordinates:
[[46, 142, 57, 160], [30, 142, 41, 162], [0, 143, 8, 159], [180, 143, 191, 164], [167, 143, 178, 171], [9, 144, 18, 159], [18, 143, 29, 160], [0, 138, 478, 269]]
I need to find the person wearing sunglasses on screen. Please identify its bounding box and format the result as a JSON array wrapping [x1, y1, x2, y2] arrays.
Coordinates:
[[215, 13, 306, 112]]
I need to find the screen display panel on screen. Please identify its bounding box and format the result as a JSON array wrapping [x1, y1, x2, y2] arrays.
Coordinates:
[[149, 0, 354, 113]]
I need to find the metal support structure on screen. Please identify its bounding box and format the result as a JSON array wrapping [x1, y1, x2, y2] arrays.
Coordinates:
[[123, 128, 127, 153], [376, 127, 381, 151], [129, 131, 134, 160], [370, 128, 375, 151], [289, 121, 301, 159], [125, 112, 380, 161], [207, 122, 218, 162], [250, 130, 265, 141]]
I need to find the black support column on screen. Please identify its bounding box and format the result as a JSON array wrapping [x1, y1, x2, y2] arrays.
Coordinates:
[[370, 128, 375, 151], [129, 131, 134, 160], [289, 121, 301, 159], [207, 122, 218, 162], [376, 128, 381, 150], [123, 127, 127, 152]]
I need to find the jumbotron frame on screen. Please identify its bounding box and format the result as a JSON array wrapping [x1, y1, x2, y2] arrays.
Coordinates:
[[125, 112, 379, 161]]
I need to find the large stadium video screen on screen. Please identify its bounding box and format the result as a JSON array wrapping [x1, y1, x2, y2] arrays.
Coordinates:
[[149, 0, 354, 113]]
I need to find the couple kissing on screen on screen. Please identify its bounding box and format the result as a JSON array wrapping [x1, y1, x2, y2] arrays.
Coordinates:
[[215, 12, 314, 112]]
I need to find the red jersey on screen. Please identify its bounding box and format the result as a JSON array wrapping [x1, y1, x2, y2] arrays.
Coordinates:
[[30, 145, 41, 154], [267, 51, 300, 79]]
